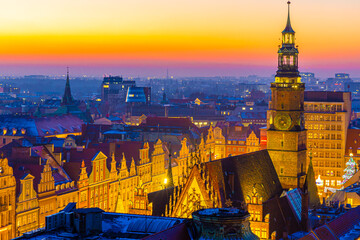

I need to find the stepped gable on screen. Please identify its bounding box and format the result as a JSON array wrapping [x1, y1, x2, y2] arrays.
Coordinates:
[[62, 141, 153, 180], [10, 145, 71, 195], [114, 141, 148, 169]]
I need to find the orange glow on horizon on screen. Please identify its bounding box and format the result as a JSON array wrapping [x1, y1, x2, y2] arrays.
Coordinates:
[[0, 0, 359, 75]]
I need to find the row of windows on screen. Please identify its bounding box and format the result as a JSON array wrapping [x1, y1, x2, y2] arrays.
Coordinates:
[[308, 142, 341, 149], [40, 203, 54, 214], [17, 213, 37, 227], [19, 201, 37, 212], [306, 124, 342, 131], [227, 147, 245, 153], [311, 152, 342, 159], [248, 210, 263, 222], [305, 115, 342, 122], [121, 178, 137, 189], [253, 228, 268, 239], [57, 195, 76, 208], [304, 104, 343, 112], [315, 178, 342, 187], [308, 133, 342, 140], [134, 200, 146, 209], [90, 185, 108, 199], [313, 161, 342, 168], [227, 140, 246, 145]]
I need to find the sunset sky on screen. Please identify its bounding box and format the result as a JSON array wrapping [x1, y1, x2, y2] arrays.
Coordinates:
[[0, 0, 359, 77]]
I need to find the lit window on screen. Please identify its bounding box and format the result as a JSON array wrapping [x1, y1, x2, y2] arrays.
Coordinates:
[[325, 180, 330, 186]]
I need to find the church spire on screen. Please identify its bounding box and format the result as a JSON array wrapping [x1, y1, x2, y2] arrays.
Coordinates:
[[62, 67, 74, 106], [283, 1, 295, 33]]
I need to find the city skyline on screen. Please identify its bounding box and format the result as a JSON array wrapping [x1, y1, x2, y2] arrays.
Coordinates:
[[0, 0, 359, 77]]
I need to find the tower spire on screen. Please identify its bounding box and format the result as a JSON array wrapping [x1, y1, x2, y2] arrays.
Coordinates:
[[62, 67, 74, 105], [283, 1, 295, 33], [276, 1, 299, 77]]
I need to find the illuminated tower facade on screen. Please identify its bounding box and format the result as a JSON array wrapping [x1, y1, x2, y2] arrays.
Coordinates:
[[267, 1, 307, 189]]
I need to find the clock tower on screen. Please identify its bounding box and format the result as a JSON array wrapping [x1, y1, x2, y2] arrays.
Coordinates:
[[267, 1, 307, 189]]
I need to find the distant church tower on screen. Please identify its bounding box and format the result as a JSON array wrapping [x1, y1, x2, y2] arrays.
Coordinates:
[[62, 67, 74, 106], [267, 1, 307, 189]]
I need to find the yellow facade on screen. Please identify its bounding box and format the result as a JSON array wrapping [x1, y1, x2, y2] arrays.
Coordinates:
[[304, 93, 351, 197], [38, 162, 56, 228], [246, 187, 270, 240], [0, 125, 261, 237], [0, 158, 16, 240], [15, 174, 39, 236], [246, 131, 261, 153]]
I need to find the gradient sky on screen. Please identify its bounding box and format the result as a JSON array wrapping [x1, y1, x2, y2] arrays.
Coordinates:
[[0, 0, 359, 77]]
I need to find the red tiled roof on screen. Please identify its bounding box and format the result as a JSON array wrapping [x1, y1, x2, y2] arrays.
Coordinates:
[[300, 206, 360, 240], [298, 232, 319, 240], [313, 225, 337, 240], [13, 163, 43, 195], [142, 222, 191, 240], [327, 205, 360, 236], [35, 114, 83, 136], [63, 162, 82, 182]]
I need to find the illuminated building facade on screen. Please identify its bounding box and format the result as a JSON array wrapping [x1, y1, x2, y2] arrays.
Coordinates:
[[15, 173, 39, 236], [267, 1, 307, 189], [304, 91, 351, 196], [147, 150, 306, 240], [101, 76, 136, 103], [0, 158, 16, 240]]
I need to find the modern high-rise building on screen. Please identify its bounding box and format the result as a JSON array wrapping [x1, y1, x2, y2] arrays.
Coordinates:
[[326, 73, 352, 92], [304, 91, 352, 197], [101, 76, 136, 104], [267, 1, 307, 189]]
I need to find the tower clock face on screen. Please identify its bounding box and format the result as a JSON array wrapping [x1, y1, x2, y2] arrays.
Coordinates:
[[274, 113, 292, 130]]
